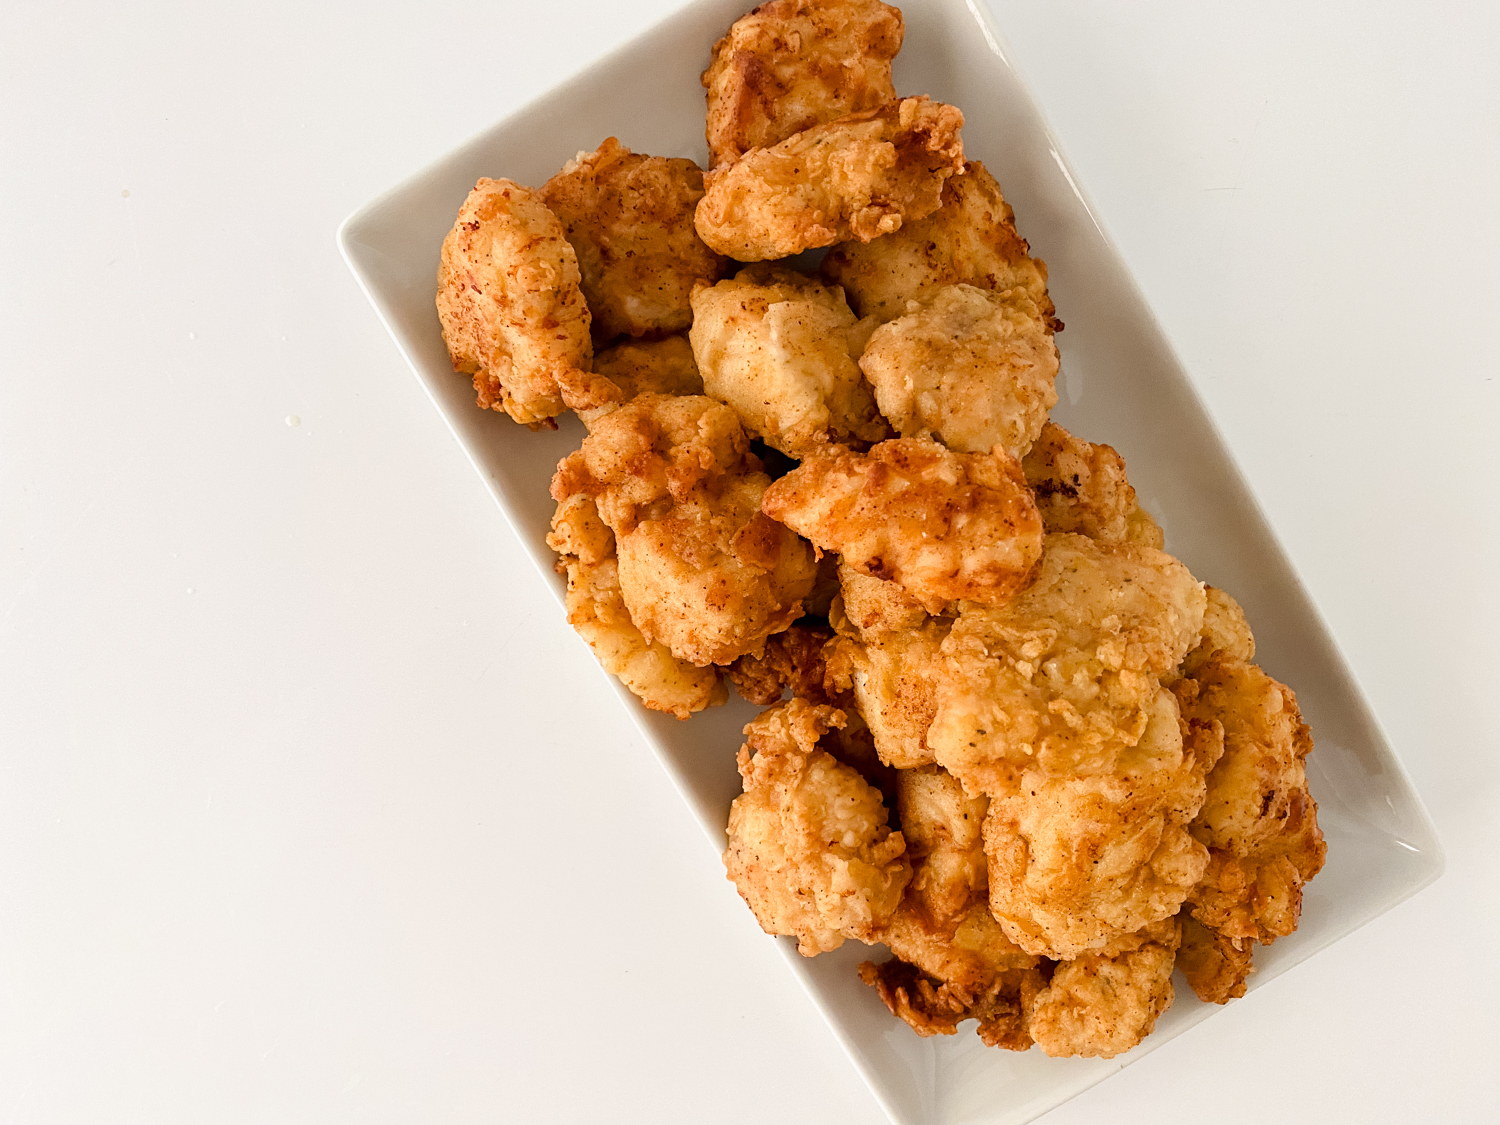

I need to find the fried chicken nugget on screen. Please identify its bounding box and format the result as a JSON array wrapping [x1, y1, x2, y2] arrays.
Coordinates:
[[551, 394, 817, 666], [762, 437, 1044, 615], [436, 177, 593, 426], [571, 334, 706, 427], [695, 96, 966, 261], [539, 139, 727, 342], [702, 0, 904, 168], [1021, 422, 1165, 548], [547, 495, 727, 718], [689, 264, 887, 457], [1026, 917, 1180, 1058], [859, 283, 1059, 457], [1177, 585, 1256, 677], [860, 903, 1041, 1048], [1174, 654, 1325, 1002], [826, 611, 948, 769], [896, 765, 991, 933], [724, 699, 911, 955], [822, 160, 1057, 327], [724, 621, 839, 705]]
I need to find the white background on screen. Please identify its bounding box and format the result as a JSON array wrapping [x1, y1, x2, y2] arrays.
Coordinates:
[[2, 0, 1496, 1121]]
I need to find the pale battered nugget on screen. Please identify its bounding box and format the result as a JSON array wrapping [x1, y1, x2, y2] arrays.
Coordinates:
[[1022, 422, 1164, 548], [436, 177, 592, 426], [822, 160, 1057, 327], [762, 438, 1044, 615], [859, 283, 1059, 457], [1174, 655, 1325, 1002], [548, 495, 727, 718], [573, 334, 705, 426], [1026, 917, 1180, 1058], [539, 139, 726, 341], [689, 264, 886, 457], [723, 699, 911, 955], [551, 394, 817, 666], [695, 96, 966, 261], [703, 0, 904, 168]]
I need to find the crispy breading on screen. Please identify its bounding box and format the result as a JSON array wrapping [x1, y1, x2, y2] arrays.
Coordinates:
[[572, 333, 707, 427], [436, 177, 592, 426], [1177, 585, 1256, 677], [762, 438, 1044, 615], [702, 0, 904, 168], [827, 613, 948, 769], [858, 283, 1059, 457], [926, 532, 1206, 790], [1026, 917, 1180, 1058], [723, 699, 911, 955], [695, 96, 966, 261], [689, 264, 887, 456], [1174, 656, 1325, 1001], [822, 160, 1057, 327], [861, 903, 1041, 1047], [1021, 422, 1165, 548], [551, 394, 817, 665], [833, 562, 928, 639], [896, 765, 990, 933], [547, 495, 727, 718], [539, 139, 726, 341], [724, 621, 838, 705], [1176, 912, 1255, 1004]]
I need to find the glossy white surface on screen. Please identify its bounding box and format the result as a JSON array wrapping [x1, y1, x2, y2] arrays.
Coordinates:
[[2, 1, 1496, 1122]]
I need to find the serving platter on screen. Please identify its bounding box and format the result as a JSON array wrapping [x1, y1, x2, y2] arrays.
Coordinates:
[[336, 1, 1443, 1120]]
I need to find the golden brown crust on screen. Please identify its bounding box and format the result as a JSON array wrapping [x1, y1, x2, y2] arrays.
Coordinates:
[[703, 0, 904, 168], [723, 699, 911, 955], [762, 438, 1044, 615], [689, 264, 888, 457], [436, 177, 593, 426], [859, 283, 1059, 457], [695, 97, 966, 261], [724, 621, 839, 705], [551, 394, 817, 665], [1021, 421, 1165, 548], [539, 139, 727, 342], [822, 160, 1058, 328], [574, 334, 706, 427]]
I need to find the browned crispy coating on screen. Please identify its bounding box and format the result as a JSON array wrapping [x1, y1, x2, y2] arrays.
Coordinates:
[[689, 264, 887, 456], [724, 621, 838, 705], [762, 438, 1044, 615], [551, 394, 817, 665], [827, 610, 948, 769], [1174, 655, 1325, 1001], [896, 765, 990, 934], [571, 333, 707, 427], [822, 160, 1057, 327], [436, 177, 593, 426], [547, 495, 727, 718], [539, 139, 726, 342], [859, 283, 1059, 457], [723, 699, 911, 955], [1177, 585, 1256, 677], [1022, 421, 1165, 548], [702, 0, 904, 168], [1026, 917, 1180, 1058], [695, 97, 966, 261]]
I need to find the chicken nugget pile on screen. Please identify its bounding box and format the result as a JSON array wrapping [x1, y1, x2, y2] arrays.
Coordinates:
[[436, 0, 1324, 1061]]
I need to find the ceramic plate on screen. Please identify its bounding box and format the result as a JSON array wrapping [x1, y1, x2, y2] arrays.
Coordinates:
[[337, 1, 1443, 1120]]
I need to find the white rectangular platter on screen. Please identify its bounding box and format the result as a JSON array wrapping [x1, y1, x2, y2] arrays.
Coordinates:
[[337, 1, 1443, 1121]]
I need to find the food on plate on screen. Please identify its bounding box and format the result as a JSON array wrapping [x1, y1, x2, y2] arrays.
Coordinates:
[[540, 138, 726, 342], [547, 495, 728, 718], [703, 0, 904, 168], [436, 0, 1323, 1066], [858, 282, 1059, 457], [762, 437, 1044, 614], [694, 96, 966, 261], [823, 159, 1059, 328], [1022, 421, 1165, 548], [723, 699, 912, 955], [689, 263, 887, 456], [436, 177, 593, 426], [551, 394, 817, 667]]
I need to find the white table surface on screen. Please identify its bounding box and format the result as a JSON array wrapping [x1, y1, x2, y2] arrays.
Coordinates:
[[2, 1, 1496, 1121]]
